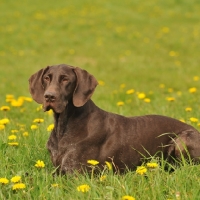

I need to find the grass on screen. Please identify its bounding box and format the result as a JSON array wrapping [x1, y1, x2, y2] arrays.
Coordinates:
[[1, 0, 200, 199]]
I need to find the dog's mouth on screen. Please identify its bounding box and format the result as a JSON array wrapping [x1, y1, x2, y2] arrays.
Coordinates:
[[43, 101, 67, 114]]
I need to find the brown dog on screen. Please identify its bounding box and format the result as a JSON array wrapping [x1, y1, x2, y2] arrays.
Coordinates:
[[29, 64, 200, 174]]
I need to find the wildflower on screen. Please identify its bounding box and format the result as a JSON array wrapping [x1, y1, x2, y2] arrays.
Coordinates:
[[117, 101, 124, 106], [47, 109, 53, 115], [23, 97, 32, 102], [159, 84, 165, 89], [33, 118, 44, 123], [169, 51, 178, 57], [120, 84, 126, 89], [105, 161, 112, 170], [166, 97, 175, 102], [189, 87, 197, 93], [122, 195, 136, 200], [87, 160, 99, 166], [47, 124, 54, 131], [11, 176, 21, 183], [51, 183, 59, 188], [190, 117, 198, 123], [0, 124, 5, 130], [185, 107, 192, 112], [0, 118, 10, 125], [98, 80, 105, 86], [10, 98, 24, 107], [8, 135, 17, 140], [136, 166, 147, 175], [144, 98, 151, 103], [12, 183, 26, 190], [0, 178, 9, 184], [36, 105, 43, 111], [23, 132, 29, 137], [31, 125, 38, 130], [8, 142, 19, 146], [126, 89, 134, 95], [100, 175, 107, 181], [35, 160, 45, 168], [179, 119, 185, 123], [193, 76, 199, 81], [11, 129, 18, 133], [147, 162, 158, 168], [77, 184, 90, 193], [0, 106, 10, 111], [6, 94, 14, 102], [137, 92, 146, 99]]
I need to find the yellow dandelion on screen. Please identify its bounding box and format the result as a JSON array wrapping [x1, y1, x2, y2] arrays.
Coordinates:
[[120, 84, 126, 89], [168, 88, 174, 93], [185, 107, 192, 112], [11, 129, 18, 133], [0, 178, 9, 184], [12, 183, 26, 190], [8, 142, 19, 146], [100, 175, 107, 182], [98, 80, 105, 86], [179, 119, 185, 123], [147, 162, 158, 168], [122, 195, 136, 200], [117, 101, 124, 106], [105, 161, 112, 170], [126, 89, 134, 95], [159, 84, 165, 89], [11, 176, 21, 183], [137, 92, 146, 99], [144, 98, 151, 103], [33, 118, 44, 123], [193, 76, 199, 81], [169, 51, 178, 57], [6, 94, 14, 102], [77, 184, 90, 193], [23, 132, 29, 137], [35, 160, 45, 168], [47, 124, 54, 131], [87, 159, 99, 166], [0, 106, 10, 111], [8, 135, 17, 140], [23, 97, 33, 102], [0, 124, 5, 130], [0, 118, 10, 125], [136, 166, 147, 175], [166, 97, 175, 102], [10, 98, 24, 107], [190, 117, 198, 123], [51, 183, 59, 188], [189, 87, 197, 93], [31, 125, 38, 130]]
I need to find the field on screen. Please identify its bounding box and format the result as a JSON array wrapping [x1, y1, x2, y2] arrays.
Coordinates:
[[1, 0, 200, 199]]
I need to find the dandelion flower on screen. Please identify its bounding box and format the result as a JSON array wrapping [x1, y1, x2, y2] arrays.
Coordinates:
[[33, 118, 44, 123], [136, 166, 147, 175], [0, 106, 10, 111], [190, 117, 198, 123], [11, 129, 18, 133], [117, 101, 124, 106], [47, 124, 54, 131], [122, 195, 136, 200], [23, 132, 29, 137], [126, 89, 134, 95], [120, 84, 126, 89], [159, 84, 165, 89], [189, 87, 197, 93], [144, 98, 151, 103], [35, 160, 45, 168], [98, 80, 105, 86], [11, 176, 21, 183], [137, 92, 146, 99], [100, 175, 107, 182], [185, 107, 192, 112], [166, 97, 175, 102], [87, 160, 99, 166], [51, 183, 59, 188], [11, 98, 24, 107], [0, 178, 9, 184], [147, 162, 158, 168], [31, 125, 38, 130], [12, 183, 26, 190], [105, 161, 112, 170], [77, 184, 90, 193], [8, 142, 19, 146], [0, 124, 5, 130], [0, 118, 10, 125], [193, 76, 199, 81], [8, 135, 17, 140]]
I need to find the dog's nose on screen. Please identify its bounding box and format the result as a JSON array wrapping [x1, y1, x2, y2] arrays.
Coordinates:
[[44, 92, 56, 102]]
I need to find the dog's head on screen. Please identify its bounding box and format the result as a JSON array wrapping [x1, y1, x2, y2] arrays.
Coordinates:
[[29, 64, 98, 113]]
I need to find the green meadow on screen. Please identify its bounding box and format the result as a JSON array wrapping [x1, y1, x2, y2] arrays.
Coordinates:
[[1, 0, 200, 199]]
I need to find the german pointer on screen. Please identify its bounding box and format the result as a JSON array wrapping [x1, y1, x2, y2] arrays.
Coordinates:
[[29, 64, 200, 174]]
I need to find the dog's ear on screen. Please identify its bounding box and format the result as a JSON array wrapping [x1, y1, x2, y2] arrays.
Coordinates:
[[29, 66, 49, 104], [73, 67, 98, 107]]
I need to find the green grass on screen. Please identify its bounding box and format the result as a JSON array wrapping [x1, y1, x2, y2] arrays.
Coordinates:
[[1, 0, 200, 199]]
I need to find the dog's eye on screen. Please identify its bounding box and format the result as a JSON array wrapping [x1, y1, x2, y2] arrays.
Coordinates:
[[62, 77, 69, 82], [44, 76, 50, 81]]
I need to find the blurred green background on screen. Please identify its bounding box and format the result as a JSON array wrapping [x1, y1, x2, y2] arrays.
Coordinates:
[[1, 0, 200, 117]]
